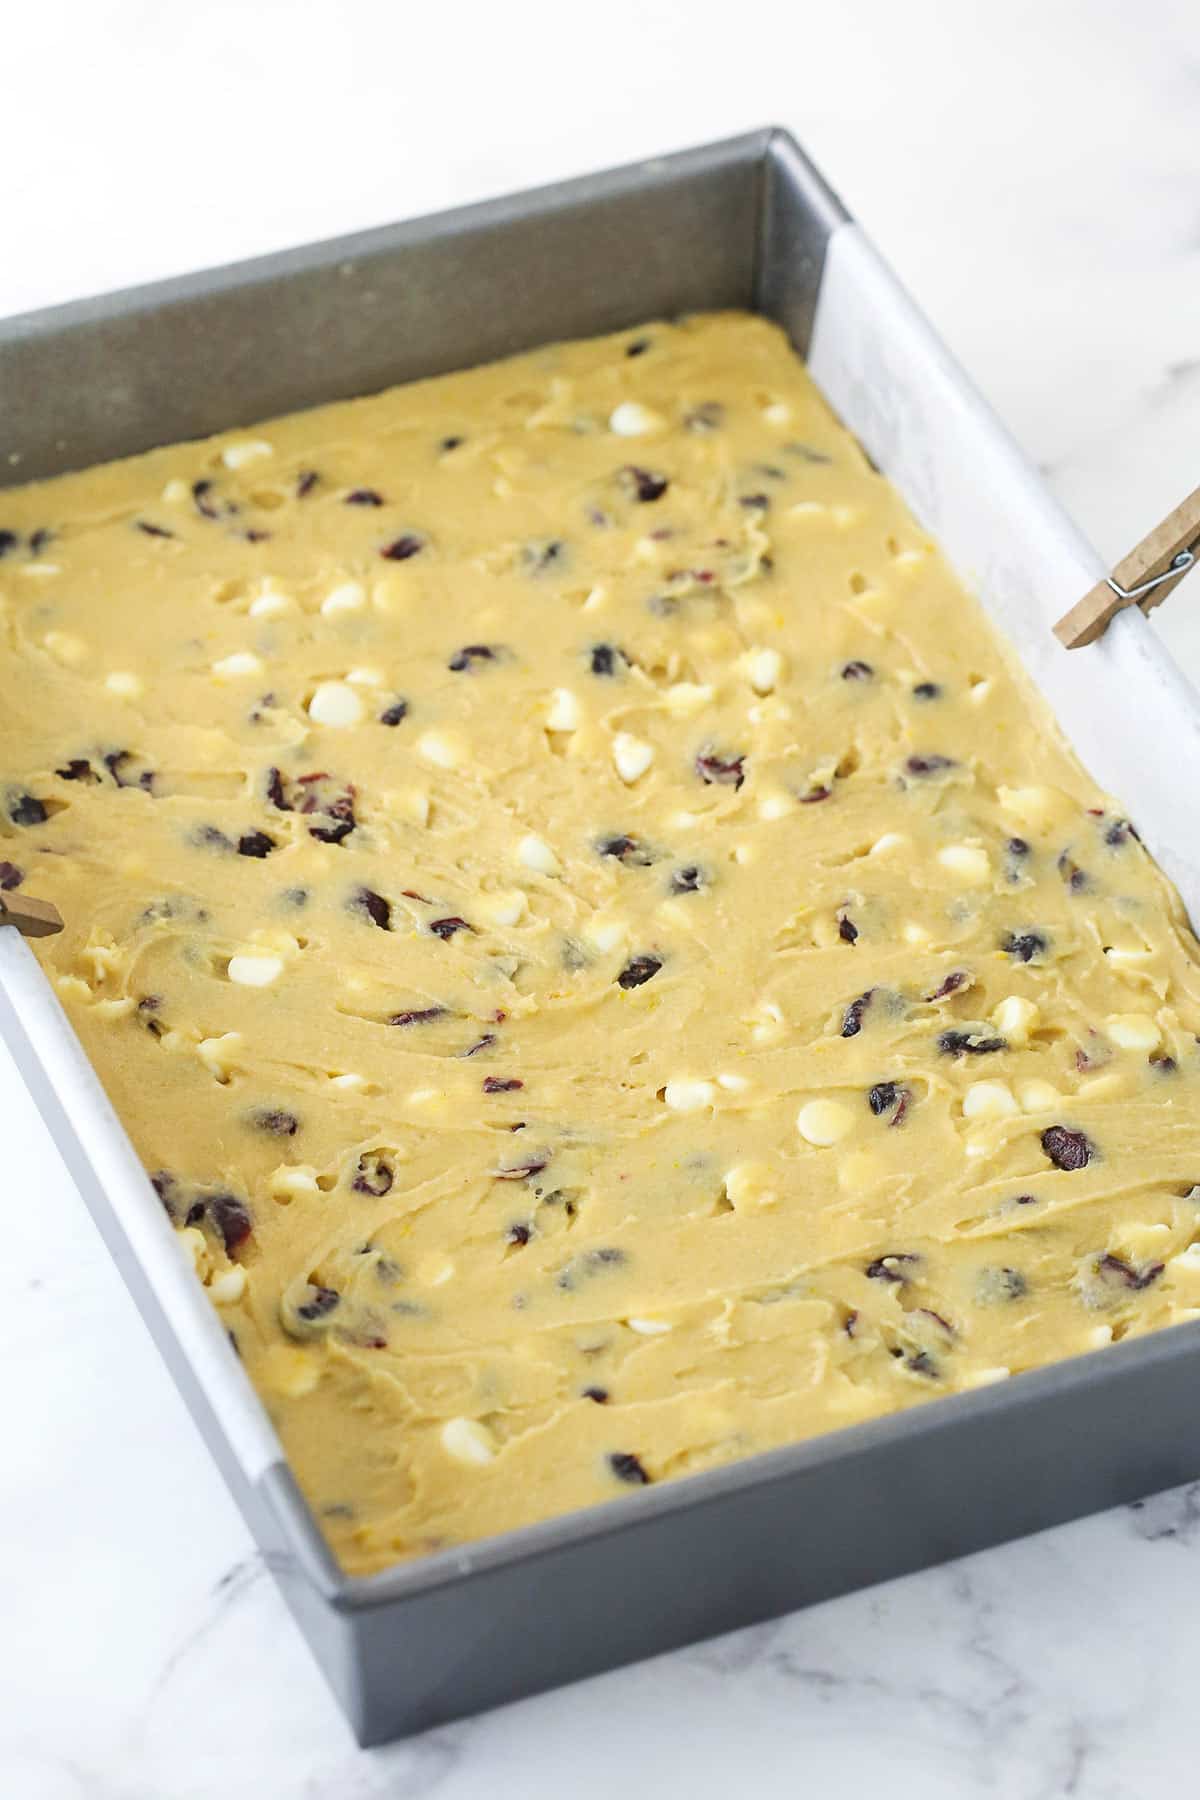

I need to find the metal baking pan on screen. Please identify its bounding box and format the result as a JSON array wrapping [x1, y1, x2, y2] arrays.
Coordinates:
[[6, 127, 1200, 1746]]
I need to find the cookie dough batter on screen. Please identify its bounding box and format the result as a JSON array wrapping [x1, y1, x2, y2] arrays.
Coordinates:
[[4, 313, 1200, 1574]]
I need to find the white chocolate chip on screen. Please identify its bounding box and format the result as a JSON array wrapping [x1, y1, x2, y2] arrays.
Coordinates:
[[609, 401, 664, 437], [996, 784, 1068, 833], [308, 681, 365, 728], [627, 1317, 673, 1336], [440, 1417, 496, 1465], [937, 844, 991, 884], [757, 791, 794, 821], [744, 647, 784, 694], [178, 1226, 209, 1278], [43, 630, 88, 666], [962, 1366, 1011, 1388], [212, 651, 263, 680], [320, 580, 367, 617], [517, 833, 560, 876], [763, 401, 791, 426], [1015, 1078, 1062, 1113], [248, 589, 294, 619], [1106, 1012, 1161, 1052], [1171, 1244, 1200, 1273], [330, 1072, 367, 1090], [418, 1253, 456, 1287], [716, 1072, 751, 1092], [902, 922, 933, 947], [545, 688, 580, 731], [992, 995, 1040, 1045], [209, 1265, 247, 1304], [583, 913, 627, 953], [346, 666, 383, 687], [663, 682, 715, 716], [105, 671, 143, 698], [723, 1161, 777, 1211], [221, 439, 273, 469], [270, 1165, 320, 1199], [476, 889, 528, 927], [228, 952, 284, 987], [663, 1077, 716, 1112], [869, 833, 909, 858], [797, 1099, 854, 1146], [613, 732, 654, 783], [196, 1032, 244, 1081], [962, 1080, 1019, 1122], [416, 729, 462, 770], [162, 478, 191, 505]]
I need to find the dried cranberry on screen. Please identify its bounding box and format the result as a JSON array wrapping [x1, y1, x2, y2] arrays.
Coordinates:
[[448, 644, 496, 671], [801, 785, 832, 804], [903, 754, 955, 777], [617, 956, 662, 990], [1058, 852, 1089, 892], [583, 1385, 610, 1402], [685, 402, 723, 433], [461, 1034, 496, 1058], [389, 1007, 446, 1027], [484, 1076, 523, 1093], [150, 1171, 177, 1218], [1002, 931, 1046, 963], [1041, 1126, 1093, 1171], [625, 337, 651, 357], [29, 528, 53, 555], [598, 834, 641, 862], [352, 887, 391, 930], [8, 793, 47, 826], [0, 862, 23, 889], [905, 1351, 939, 1378], [494, 1158, 548, 1181], [379, 699, 409, 726], [868, 1082, 901, 1115], [136, 519, 175, 538], [208, 1192, 252, 1253], [695, 750, 745, 789], [56, 758, 98, 783], [235, 831, 275, 859], [104, 750, 155, 792], [253, 1108, 299, 1137], [1105, 819, 1136, 847], [522, 539, 564, 573], [912, 681, 941, 701], [671, 865, 704, 894], [1096, 1252, 1163, 1290], [589, 644, 620, 676], [506, 1222, 532, 1245], [439, 435, 464, 452], [926, 970, 969, 1001], [866, 1253, 919, 1284], [609, 1451, 651, 1485], [1007, 837, 1030, 858], [295, 469, 320, 498], [622, 466, 669, 503], [938, 1029, 1007, 1056], [352, 1153, 394, 1197], [837, 911, 859, 944], [430, 916, 473, 940], [842, 990, 874, 1037], [192, 479, 223, 519], [381, 533, 424, 561], [841, 660, 874, 681], [297, 1285, 340, 1322], [0, 529, 17, 556], [345, 488, 384, 506]]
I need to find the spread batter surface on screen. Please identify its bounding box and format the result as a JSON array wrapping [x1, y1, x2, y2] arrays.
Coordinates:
[[5, 313, 1200, 1574]]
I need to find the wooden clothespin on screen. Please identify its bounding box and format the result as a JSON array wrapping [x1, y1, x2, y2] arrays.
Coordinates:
[[0, 889, 64, 938], [1054, 484, 1200, 648]]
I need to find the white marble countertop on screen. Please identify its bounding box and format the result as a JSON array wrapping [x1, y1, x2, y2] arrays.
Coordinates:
[[3, 3, 1198, 1794]]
